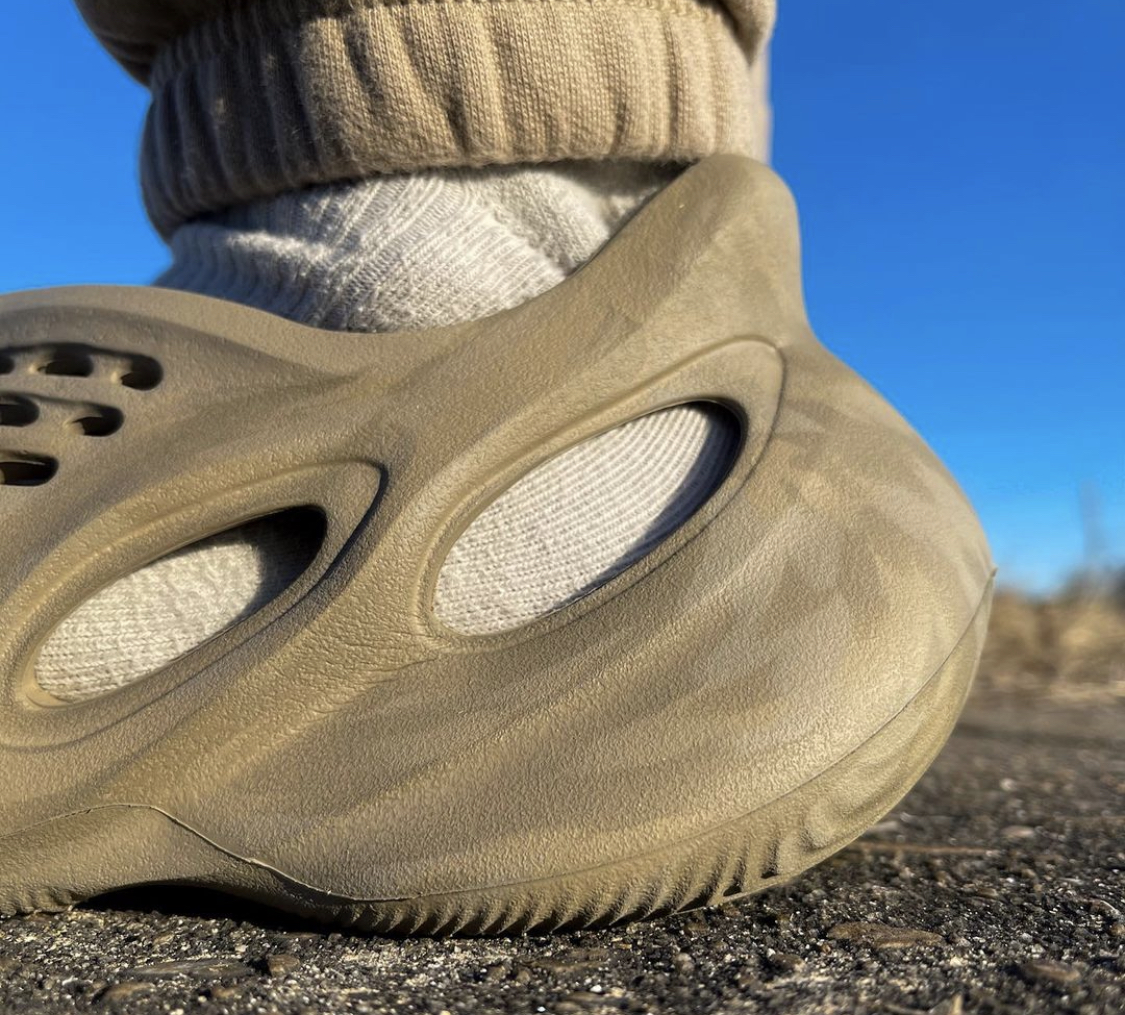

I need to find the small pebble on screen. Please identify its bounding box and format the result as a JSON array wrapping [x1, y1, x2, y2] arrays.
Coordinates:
[[671, 952, 695, 974], [1020, 959, 1081, 987], [100, 982, 152, 1002], [765, 952, 805, 974], [266, 954, 301, 977], [1089, 899, 1123, 920]]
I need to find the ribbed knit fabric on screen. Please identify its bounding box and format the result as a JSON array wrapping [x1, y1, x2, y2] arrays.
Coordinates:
[[35, 163, 741, 700], [74, 0, 775, 236]]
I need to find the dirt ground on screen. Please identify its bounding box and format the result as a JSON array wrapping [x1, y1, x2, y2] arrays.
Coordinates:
[[1, 592, 1122, 1014]]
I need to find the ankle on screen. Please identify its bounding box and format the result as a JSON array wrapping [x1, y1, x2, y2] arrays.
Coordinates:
[[158, 162, 679, 333]]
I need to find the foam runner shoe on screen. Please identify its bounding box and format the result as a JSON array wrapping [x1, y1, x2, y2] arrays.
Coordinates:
[[0, 156, 993, 935]]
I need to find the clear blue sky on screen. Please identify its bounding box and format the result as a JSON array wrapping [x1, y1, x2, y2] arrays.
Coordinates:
[[0, 2, 1122, 590]]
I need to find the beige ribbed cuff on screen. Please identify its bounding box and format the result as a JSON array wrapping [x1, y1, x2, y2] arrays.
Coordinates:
[[78, 0, 775, 236]]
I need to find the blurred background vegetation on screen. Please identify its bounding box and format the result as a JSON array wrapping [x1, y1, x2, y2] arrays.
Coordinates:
[[979, 568, 1125, 699]]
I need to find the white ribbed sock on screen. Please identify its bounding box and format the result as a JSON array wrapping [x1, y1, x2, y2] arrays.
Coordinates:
[[36, 162, 739, 700]]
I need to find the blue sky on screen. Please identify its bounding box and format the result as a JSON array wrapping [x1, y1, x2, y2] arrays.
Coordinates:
[[0, 2, 1122, 590]]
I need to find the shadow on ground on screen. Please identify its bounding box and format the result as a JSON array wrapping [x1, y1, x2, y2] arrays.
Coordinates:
[[2, 594, 1123, 1014]]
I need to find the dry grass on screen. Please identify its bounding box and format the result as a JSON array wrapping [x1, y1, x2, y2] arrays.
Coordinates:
[[978, 575, 1125, 698]]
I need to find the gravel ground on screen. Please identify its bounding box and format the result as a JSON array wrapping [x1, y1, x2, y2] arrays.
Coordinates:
[[1, 687, 1122, 1015]]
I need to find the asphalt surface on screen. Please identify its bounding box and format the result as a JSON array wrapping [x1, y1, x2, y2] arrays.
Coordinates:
[[1, 687, 1122, 1015]]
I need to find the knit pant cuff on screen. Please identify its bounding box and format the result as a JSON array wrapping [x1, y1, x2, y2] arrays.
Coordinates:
[[137, 0, 768, 236]]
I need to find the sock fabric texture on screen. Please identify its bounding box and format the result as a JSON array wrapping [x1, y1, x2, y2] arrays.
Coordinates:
[[36, 162, 740, 700], [159, 162, 679, 331]]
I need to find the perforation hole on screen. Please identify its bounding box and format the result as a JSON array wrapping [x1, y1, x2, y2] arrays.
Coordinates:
[[117, 355, 163, 390], [0, 454, 57, 487], [0, 395, 38, 427], [68, 405, 123, 437], [0, 352, 13, 375], [38, 347, 94, 378]]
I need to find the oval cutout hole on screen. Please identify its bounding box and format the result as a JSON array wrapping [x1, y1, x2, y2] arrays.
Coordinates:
[[38, 348, 94, 378], [0, 352, 13, 375], [435, 402, 741, 634], [35, 507, 327, 703], [0, 454, 57, 486], [117, 356, 163, 391], [69, 406, 124, 437], [0, 395, 38, 427]]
